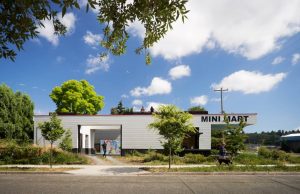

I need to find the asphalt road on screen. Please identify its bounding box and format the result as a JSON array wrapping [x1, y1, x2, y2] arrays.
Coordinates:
[[1, 174, 300, 194]]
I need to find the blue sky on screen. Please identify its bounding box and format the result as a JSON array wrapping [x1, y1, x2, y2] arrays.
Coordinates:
[[1, 0, 300, 132]]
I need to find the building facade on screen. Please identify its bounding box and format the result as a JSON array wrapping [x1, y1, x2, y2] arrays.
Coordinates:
[[34, 113, 257, 155]]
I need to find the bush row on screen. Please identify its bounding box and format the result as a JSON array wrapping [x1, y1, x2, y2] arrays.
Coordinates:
[[258, 147, 300, 164], [126, 148, 300, 165], [0, 140, 88, 165]]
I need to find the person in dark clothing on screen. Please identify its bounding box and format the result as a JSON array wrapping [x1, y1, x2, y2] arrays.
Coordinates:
[[219, 143, 226, 157], [150, 106, 154, 113], [102, 141, 107, 157]]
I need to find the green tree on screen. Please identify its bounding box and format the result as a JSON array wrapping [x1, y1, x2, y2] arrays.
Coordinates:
[[38, 113, 65, 168], [50, 80, 104, 114], [1, 0, 188, 64], [149, 105, 195, 169], [0, 84, 34, 141], [111, 101, 133, 114], [187, 106, 207, 112], [224, 114, 247, 156], [117, 101, 125, 114], [59, 129, 73, 152]]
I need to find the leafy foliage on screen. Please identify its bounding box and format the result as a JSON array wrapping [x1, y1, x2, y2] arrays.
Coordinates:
[[245, 129, 300, 146], [38, 113, 65, 167], [187, 106, 207, 112], [0, 0, 74, 61], [149, 105, 195, 168], [0, 139, 88, 165], [50, 80, 104, 114], [0, 84, 34, 141], [38, 113, 65, 144], [0, 0, 188, 64], [59, 129, 73, 152], [98, 0, 189, 64], [223, 114, 247, 156], [110, 100, 133, 114]]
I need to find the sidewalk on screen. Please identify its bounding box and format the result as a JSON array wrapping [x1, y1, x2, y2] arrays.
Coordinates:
[[1, 163, 300, 176]]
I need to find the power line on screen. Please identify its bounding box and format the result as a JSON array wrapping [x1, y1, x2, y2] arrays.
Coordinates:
[[214, 87, 228, 113]]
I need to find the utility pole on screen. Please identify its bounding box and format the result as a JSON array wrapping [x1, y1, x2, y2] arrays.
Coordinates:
[[214, 87, 228, 113]]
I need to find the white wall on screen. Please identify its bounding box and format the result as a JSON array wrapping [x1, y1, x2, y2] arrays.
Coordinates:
[[34, 113, 257, 151]]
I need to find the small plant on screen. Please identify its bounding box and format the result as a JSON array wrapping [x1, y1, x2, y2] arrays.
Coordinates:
[[59, 129, 72, 152], [184, 153, 206, 164], [38, 113, 65, 168], [143, 150, 167, 163]]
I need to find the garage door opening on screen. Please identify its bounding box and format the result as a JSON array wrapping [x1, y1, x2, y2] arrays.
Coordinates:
[[79, 125, 121, 155]]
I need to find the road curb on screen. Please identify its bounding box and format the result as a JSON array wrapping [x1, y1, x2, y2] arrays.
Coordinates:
[[0, 171, 69, 175], [142, 171, 300, 176]]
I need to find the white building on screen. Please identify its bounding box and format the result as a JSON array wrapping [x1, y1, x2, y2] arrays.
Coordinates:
[[34, 113, 257, 155]]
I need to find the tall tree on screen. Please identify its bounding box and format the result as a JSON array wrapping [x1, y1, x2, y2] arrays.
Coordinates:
[[1, 0, 188, 64], [149, 105, 195, 169], [50, 80, 104, 114], [38, 113, 65, 168], [111, 100, 133, 114], [0, 84, 34, 141]]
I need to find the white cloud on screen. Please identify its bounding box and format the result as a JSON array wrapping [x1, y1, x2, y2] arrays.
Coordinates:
[[169, 65, 191, 80], [38, 12, 76, 46], [121, 94, 129, 99], [130, 77, 172, 97], [128, 0, 300, 60], [190, 95, 208, 106], [212, 70, 287, 94], [79, 0, 99, 14], [85, 54, 110, 74], [18, 83, 25, 86], [83, 31, 102, 47], [272, 56, 285, 65], [145, 102, 167, 112], [292, 53, 300, 65], [132, 99, 143, 106]]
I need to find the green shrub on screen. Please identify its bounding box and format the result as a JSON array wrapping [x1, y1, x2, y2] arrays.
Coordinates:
[[0, 140, 88, 165], [143, 151, 167, 162], [59, 129, 72, 152], [287, 155, 300, 164], [258, 147, 272, 158], [234, 153, 278, 165], [258, 147, 291, 162], [172, 155, 184, 164], [184, 153, 206, 164]]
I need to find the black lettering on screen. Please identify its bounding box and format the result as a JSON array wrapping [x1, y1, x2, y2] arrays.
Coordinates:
[[201, 116, 208, 122], [231, 116, 237, 122], [243, 116, 249, 122], [212, 116, 219, 122]]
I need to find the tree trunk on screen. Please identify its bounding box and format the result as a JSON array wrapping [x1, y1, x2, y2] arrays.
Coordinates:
[[169, 141, 171, 169], [50, 143, 53, 168]]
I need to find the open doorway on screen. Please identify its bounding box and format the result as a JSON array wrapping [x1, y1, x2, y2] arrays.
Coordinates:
[[182, 127, 201, 150], [79, 125, 121, 155]]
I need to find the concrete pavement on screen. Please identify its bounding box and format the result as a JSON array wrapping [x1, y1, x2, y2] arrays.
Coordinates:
[[1, 174, 300, 194], [1, 156, 300, 176]]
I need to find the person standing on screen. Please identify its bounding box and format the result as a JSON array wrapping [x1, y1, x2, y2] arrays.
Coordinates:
[[102, 141, 107, 157]]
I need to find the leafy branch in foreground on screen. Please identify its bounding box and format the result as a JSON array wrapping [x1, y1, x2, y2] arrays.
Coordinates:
[[1, 0, 189, 64]]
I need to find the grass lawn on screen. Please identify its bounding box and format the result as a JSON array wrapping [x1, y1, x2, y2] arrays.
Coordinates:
[[0, 167, 78, 172], [142, 165, 300, 173]]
